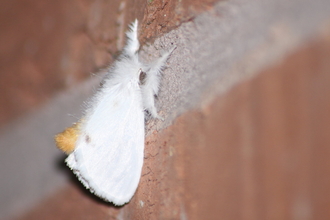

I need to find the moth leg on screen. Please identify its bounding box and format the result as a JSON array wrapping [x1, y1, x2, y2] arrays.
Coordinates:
[[142, 47, 176, 119], [123, 19, 139, 56]]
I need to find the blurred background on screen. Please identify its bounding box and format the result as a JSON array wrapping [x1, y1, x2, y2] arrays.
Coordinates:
[[0, 0, 330, 219]]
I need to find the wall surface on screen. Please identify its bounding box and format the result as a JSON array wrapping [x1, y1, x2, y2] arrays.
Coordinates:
[[0, 0, 330, 219]]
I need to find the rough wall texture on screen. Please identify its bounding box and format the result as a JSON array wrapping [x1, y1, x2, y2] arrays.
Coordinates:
[[1, 0, 330, 219]]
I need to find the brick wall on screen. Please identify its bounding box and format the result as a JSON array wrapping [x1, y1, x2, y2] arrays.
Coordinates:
[[1, 0, 329, 219]]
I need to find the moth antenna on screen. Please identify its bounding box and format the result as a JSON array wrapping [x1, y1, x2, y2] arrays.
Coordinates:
[[123, 19, 139, 56]]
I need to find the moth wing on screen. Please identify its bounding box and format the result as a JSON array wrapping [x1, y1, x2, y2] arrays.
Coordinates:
[[66, 83, 144, 205]]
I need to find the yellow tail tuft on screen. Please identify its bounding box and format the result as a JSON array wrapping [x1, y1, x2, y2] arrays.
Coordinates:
[[54, 122, 81, 154]]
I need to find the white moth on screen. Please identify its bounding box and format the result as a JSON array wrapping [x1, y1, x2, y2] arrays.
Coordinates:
[[55, 20, 174, 205]]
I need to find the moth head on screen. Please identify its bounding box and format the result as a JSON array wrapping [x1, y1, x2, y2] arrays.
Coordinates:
[[54, 122, 81, 154]]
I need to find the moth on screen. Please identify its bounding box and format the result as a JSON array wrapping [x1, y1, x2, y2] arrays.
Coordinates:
[[55, 20, 174, 205]]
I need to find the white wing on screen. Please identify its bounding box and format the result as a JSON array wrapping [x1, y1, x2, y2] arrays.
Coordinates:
[[62, 19, 174, 206], [66, 80, 144, 206]]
